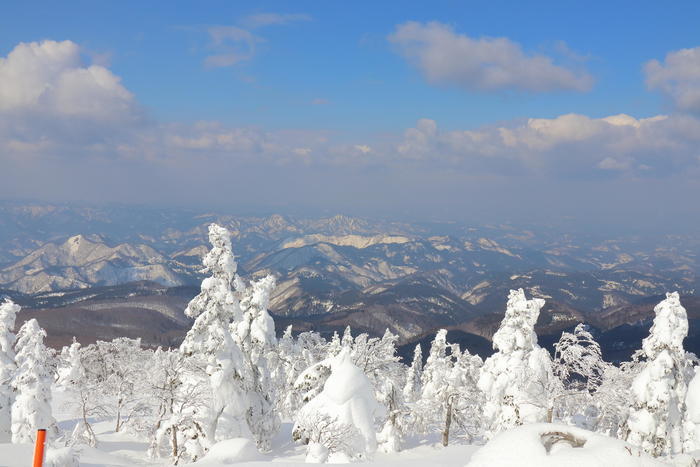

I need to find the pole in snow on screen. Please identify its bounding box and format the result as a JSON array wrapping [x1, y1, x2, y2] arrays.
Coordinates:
[[33, 429, 47, 467]]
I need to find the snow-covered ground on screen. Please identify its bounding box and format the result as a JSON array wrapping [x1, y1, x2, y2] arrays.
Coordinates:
[[2, 388, 691, 467], [0, 389, 480, 466]]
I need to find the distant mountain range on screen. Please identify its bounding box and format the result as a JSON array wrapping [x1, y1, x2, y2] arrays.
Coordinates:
[[1, 201, 698, 353]]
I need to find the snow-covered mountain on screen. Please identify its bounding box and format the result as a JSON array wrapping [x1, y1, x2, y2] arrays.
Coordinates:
[[0, 234, 184, 294], [1, 201, 699, 346]]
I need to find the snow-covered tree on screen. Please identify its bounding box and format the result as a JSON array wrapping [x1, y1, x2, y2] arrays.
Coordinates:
[[279, 329, 329, 417], [56, 338, 82, 388], [416, 330, 483, 446], [478, 289, 555, 437], [80, 338, 151, 433], [551, 324, 609, 429], [589, 360, 640, 438], [59, 340, 99, 447], [364, 330, 405, 453], [235, 274, 280, 451], [625, 292, 695, 457], [180, 223, 251, 444], [0, 298, 19, 442], [293, 348, 381, 462], [403, 344, 423, 404], [554, 324, 606, 392], [684, 367, 700, 451], [11, 318, 58, 443], [147, 348, 211, 464], [180, 223, 283, 451]]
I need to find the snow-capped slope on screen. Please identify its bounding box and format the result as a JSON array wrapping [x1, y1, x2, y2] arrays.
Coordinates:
[[0, 235, 184, 293]]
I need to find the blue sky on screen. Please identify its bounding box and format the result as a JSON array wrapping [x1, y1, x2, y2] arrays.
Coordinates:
[[2, 1, 700, 229]]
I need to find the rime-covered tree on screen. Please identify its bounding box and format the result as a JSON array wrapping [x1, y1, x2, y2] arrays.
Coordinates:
[[552, 324, 608, 428], [362, 330, 404, 453], [403, 344, 423, 405], [56, 338, 82, 388], [625, 292, 695, 456], [0, 299, 19, 442], [417, 330, 482, 446], [478, 289, 554, 436], [180, 223, 251, 443], [59, 340, 99, 447], [554, 323, 606, 392], [684, 367, 700, 451], [293, 348, 381, 462], [288, 333, 335, 415], [11, 318, 57, 443], [80, 338, 151, 433], [234, 274, 280, 451], [147, 348, 210, 464]]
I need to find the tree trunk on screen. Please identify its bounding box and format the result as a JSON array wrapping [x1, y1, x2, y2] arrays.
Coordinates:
[[442, 401, 452, 447], [172, 425, 178, 459]]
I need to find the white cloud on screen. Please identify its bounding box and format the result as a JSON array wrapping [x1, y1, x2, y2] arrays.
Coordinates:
[[645, 46, 700, 112], [388, 21, 593, 93], [393, 113, 700, 177], [2, 39, 700, 217], [0, 40, 135, 120]]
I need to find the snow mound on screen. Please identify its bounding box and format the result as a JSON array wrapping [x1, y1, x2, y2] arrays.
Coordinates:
[[196, 438, 263, 464], [45, 446, 80, 466], [466, 423, 668, 467]]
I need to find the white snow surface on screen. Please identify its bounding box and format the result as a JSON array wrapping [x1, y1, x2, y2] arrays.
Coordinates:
[[466, 423, 668, 467]]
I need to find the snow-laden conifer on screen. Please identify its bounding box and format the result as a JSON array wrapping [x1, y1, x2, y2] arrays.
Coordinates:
[[625, 292, 694, 456], [403, 344, 423, 404], [180, 223, 250, 443], [0, 299, 19, 442], [11, 318, 57, 443], [235, 274, 280, 451], [478, 289, 554, 436], [56, 338, 82, 388]]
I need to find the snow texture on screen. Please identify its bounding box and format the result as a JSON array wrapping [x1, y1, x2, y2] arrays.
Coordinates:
[[467, 423, 668, 467]]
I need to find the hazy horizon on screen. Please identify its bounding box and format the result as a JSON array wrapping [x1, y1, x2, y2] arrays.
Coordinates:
[[3, 2, 700, 234]]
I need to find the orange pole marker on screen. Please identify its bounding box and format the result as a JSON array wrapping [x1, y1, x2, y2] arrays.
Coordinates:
[[33, 429, 47, 467]]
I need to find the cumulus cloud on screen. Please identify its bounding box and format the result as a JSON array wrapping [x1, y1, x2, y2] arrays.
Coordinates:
[[645, 46, 700, 112], [0, 40, 136, 119], [388, 21, 593, 92]]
